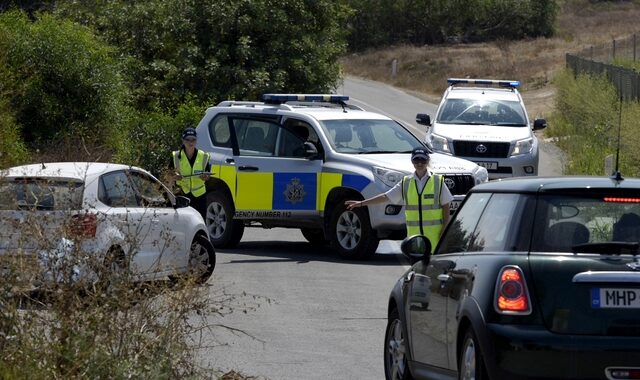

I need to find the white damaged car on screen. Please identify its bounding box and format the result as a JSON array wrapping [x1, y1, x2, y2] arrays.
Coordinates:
[[0, 162, 215, 291]]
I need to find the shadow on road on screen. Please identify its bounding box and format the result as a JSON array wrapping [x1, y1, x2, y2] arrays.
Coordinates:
[[216, 240, 409, 267]]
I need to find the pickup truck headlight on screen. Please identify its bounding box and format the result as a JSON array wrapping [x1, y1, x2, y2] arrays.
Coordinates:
[[511, 138, 533, 156], [428, 133, 451, 154], [373, 166, 405, 188]]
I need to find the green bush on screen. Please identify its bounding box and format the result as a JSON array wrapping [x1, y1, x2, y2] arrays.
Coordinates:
[[113, 98, 206, 177], [548, 69, 640, 176], [0, 10, 130, 148], [346, 0, 557, 50]]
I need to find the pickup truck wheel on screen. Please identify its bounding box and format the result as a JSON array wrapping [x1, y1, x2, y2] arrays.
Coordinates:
[[206, 192, 244, 248], [330, 203, 379, 260], [300, 228, 328, 245]]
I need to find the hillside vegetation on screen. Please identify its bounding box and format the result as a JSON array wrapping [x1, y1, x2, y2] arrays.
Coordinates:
[[341, 0, 640, 118]]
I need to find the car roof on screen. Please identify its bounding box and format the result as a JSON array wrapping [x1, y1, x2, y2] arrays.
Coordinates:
[[209, 103, 392, 122], [1, 162, 139, 181], [470, 175, 640, 194], [445, 87, 520, 102]]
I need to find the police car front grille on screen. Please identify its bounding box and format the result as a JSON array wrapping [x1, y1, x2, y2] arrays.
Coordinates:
[[442, 174, 475, 196], [453, 141, 510, 158]]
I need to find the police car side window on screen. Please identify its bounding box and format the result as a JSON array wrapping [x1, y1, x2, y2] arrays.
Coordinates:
[[233, 118, 278, 156], [209, 116, 232, 148]]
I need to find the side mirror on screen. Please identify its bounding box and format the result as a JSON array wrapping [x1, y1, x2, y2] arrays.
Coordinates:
[[401, 235, 432, 265], [416, 113, 431, 126], [174, 195, 191, 209], [303, 141, 320, 159], [533, 118, 547, 131]]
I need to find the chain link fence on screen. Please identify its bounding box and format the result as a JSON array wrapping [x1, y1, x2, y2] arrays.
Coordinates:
[[566, 34, 640, 101]]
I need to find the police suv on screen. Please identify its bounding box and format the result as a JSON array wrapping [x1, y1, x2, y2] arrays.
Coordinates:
[[418, 78, 547, 179], [195, 94, 488, 260]]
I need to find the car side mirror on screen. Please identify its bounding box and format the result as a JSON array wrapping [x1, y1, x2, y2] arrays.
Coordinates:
[[174, 195, 191, 209], [533, 118, 547, 131], [401, 235, 432, 265], [303, 141, 319, 160], [416, 113, 431, 126]]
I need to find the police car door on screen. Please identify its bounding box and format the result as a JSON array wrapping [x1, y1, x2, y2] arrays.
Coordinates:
[[230, 116, 323, 224]]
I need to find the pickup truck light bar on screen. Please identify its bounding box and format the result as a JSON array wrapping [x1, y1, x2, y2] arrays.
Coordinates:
[[447, 78, 520, 89]]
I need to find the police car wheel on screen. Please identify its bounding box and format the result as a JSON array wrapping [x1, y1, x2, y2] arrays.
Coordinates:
[[330, 203, 379, 260], [300, 228, 328, 245], [206, 191, 244, 248]]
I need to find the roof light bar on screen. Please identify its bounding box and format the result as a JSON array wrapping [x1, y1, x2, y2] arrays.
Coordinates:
[[262, 94, 349, 104], [447, 78, 520, 88]]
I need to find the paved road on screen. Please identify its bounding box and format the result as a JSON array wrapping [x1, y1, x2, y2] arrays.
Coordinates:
[[202, 77, 563, 380]]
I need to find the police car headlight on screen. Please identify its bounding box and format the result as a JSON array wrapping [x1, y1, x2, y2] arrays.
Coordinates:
[[512, 138, 533, 156], [474, 166, 489, 184], [373, 166, 404, 187], [428, 133, 451, 154]]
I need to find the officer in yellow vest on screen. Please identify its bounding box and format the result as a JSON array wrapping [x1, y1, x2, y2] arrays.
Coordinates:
[[169, 127, 211, 219], [344, 147, 452, 253]]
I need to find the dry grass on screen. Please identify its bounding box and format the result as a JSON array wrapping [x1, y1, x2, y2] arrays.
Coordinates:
[[340, 1, 640, 118]]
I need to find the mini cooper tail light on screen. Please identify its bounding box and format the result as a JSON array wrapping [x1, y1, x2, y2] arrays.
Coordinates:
[[495, 266, 532, 315], [606, 367, 640, 380], [70, 213, 97, 238]]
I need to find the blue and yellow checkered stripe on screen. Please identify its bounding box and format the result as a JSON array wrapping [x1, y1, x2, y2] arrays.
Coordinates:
[[231, 170, 369, 211]]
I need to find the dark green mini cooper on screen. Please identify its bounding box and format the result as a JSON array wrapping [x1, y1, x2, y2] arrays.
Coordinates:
[[385, 176, 640, 380]]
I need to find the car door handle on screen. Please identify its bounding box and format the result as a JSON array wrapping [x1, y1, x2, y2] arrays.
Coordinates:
[[151, 218, 160, 223], [238, 166, 259, 171], [225, 158, 235, 164], [437, 274, 451, 282]]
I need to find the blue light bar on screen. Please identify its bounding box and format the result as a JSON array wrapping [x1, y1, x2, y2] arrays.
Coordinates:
[[262, 94, 350, 104], [447, 78, 520, 88]]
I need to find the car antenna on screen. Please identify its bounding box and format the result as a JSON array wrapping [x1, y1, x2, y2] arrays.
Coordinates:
[[338, 100, 347, 113], [611, 84, 624, 182], [41, 162, 46, 169]]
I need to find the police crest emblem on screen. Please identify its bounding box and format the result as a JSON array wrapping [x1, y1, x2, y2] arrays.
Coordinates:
[[284, 177, 306, 204]]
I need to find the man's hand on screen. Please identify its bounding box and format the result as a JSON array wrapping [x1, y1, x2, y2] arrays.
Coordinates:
[[345, 200, 362, 210], [200, 172, 210, 180]]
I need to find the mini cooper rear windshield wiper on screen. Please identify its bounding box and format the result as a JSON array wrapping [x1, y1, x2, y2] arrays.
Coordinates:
[[571, 242, 639, 255]]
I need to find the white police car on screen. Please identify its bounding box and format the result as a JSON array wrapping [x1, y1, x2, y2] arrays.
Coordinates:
[[418, 78, 547, 179], [195, 94, 488, 260]]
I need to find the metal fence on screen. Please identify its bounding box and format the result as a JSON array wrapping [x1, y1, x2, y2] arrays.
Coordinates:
[[566, 34, 640, 101]]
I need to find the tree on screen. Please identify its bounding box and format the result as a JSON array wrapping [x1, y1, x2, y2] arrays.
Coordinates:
[[56, 0, 350, 110], [0, 10, 130, 147]]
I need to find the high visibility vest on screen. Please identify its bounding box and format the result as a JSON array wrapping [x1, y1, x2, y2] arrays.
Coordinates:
[[173, 149, 210, 197], [402, 174, 444, 253]]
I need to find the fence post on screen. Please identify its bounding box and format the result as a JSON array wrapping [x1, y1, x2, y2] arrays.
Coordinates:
[[590, 46, 594, 61], [391, 59, 398, 78], [634, 34, 637, 62], [613, 39, 616, 60]]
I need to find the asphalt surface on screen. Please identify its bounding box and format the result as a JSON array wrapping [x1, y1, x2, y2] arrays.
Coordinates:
[[201, 77, 563, 379]]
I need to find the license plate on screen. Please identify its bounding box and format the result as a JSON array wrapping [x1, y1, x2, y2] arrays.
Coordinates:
[[591, 288, 640, 308], [474, 161, 498, 170]]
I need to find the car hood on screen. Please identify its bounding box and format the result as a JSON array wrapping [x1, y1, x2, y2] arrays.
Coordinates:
[[352, 153, 481, 175], [432, 123, 533, 142]]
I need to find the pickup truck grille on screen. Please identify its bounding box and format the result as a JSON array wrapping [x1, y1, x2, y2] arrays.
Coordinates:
[[453, 141, 511, 158], [442, 174, 475, 196]]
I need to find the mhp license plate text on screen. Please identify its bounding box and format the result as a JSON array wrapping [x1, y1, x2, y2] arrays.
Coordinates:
[[591, 288, 640, 308]]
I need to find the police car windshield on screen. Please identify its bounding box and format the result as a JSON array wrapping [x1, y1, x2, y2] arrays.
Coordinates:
[[321, 119, 420, 154], [436, 99, 527, 126]]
